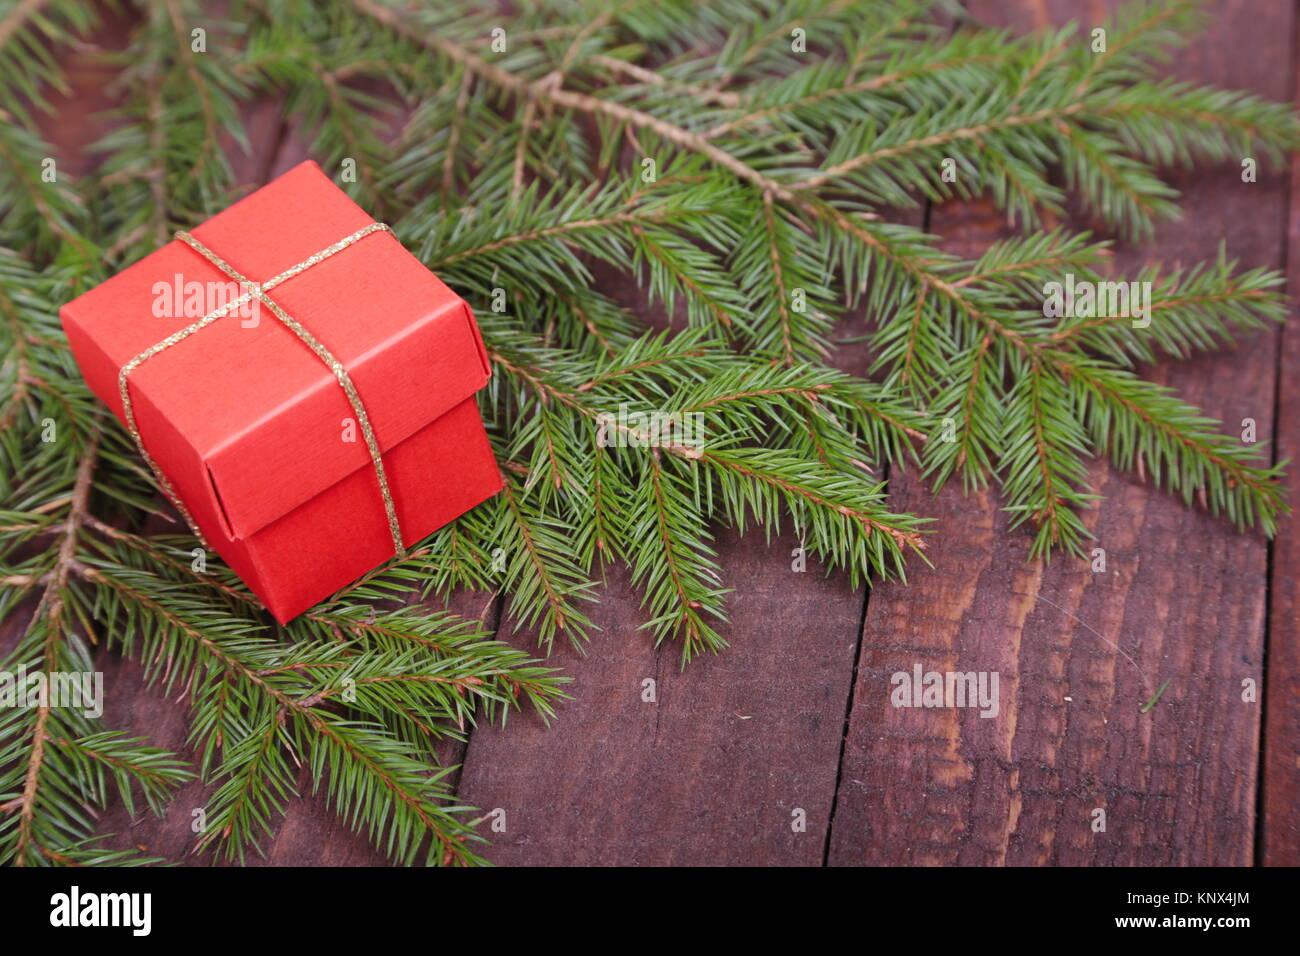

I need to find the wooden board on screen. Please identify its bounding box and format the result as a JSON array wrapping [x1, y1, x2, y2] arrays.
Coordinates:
[[827, 0, 1292, 866], [454, 535, 865, 865], [1261, 4, 1300, 869], [447, 170, 917, 867]]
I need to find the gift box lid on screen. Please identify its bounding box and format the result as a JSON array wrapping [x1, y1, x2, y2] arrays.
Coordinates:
[[61, 161, 491, 541]]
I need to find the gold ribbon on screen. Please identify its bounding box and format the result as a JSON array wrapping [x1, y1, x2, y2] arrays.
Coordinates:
[[117, 222, 407, 559]]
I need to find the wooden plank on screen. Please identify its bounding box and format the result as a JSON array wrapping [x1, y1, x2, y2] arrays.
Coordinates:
[[446, 211, 924, 867], [827, 0, 1290, 866], [1261, 6, 1300, 869], [454, 545, 863, 865]]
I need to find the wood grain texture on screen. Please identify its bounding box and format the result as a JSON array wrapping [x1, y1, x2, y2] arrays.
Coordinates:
[[454, 536, 864, 865], [827, 0, 1291, 866], [445, 190, 913, 867], [1261, 2, 1300, 869]]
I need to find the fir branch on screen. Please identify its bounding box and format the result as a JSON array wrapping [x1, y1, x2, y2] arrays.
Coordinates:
[[7, 435, 97, 865]]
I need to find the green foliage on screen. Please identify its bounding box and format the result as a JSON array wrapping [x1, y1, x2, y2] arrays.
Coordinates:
[[0, 0, 1295, 865]]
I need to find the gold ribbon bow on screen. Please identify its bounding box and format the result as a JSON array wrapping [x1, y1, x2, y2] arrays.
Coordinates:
[[117, 222, 407, 559]]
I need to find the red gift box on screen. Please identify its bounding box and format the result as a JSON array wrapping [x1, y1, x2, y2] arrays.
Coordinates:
[[60, 161, 502, 623]]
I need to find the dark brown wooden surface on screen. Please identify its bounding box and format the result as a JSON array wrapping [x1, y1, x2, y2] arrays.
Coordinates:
[[5, 0, 1297, 866], [829, 0, 1292, 867], [1264, 0, 1300, 869]]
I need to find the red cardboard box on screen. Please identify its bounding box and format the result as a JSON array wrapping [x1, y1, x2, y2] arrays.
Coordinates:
[[61, 161, 502, 622]]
